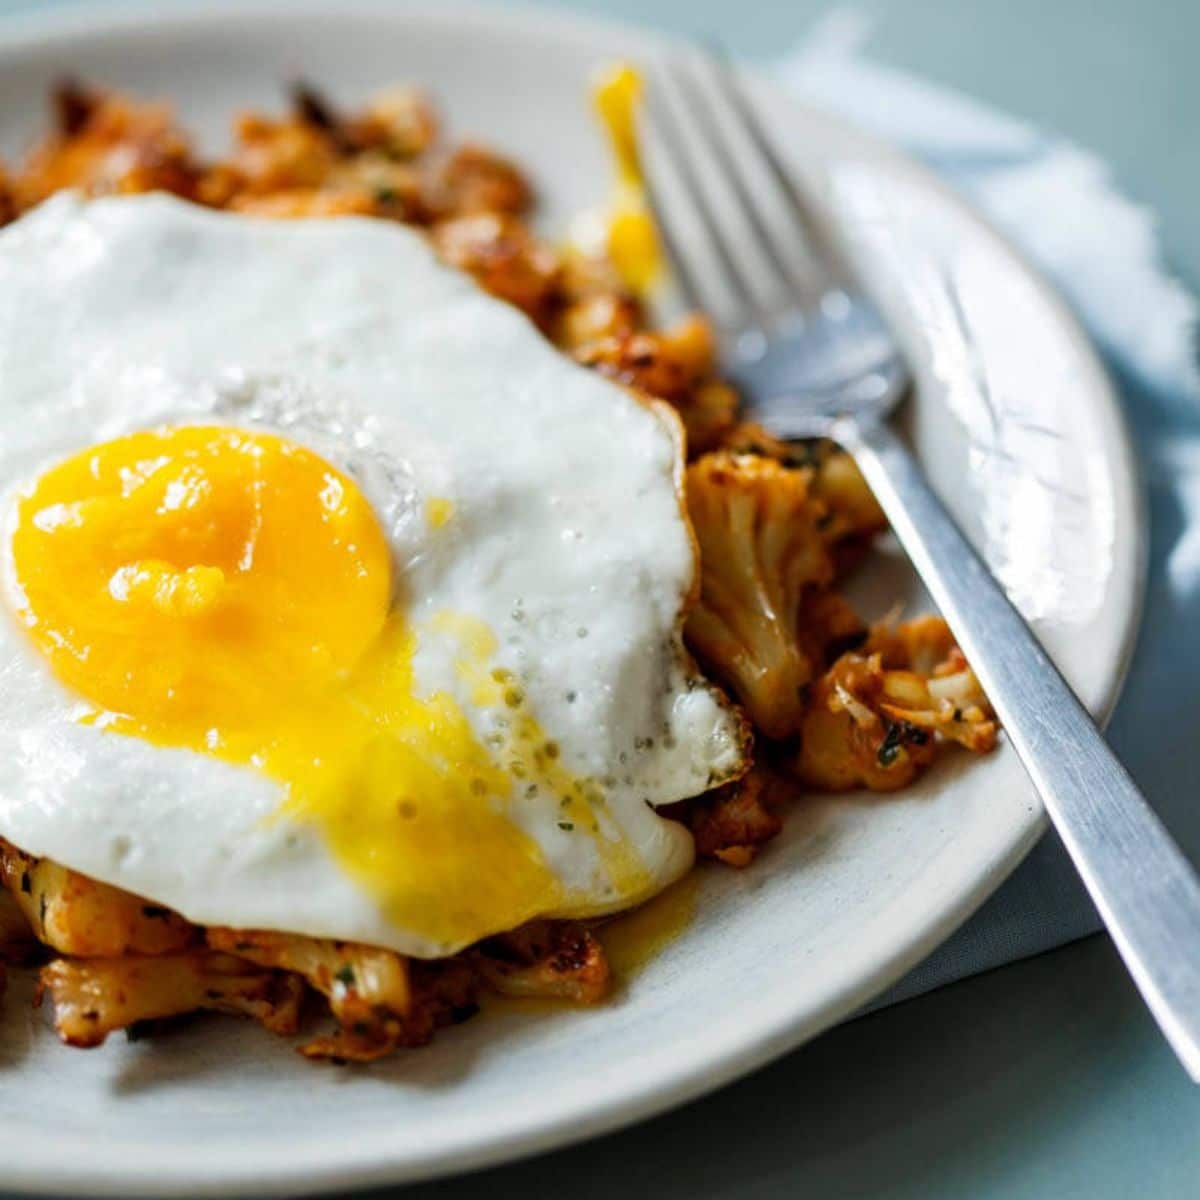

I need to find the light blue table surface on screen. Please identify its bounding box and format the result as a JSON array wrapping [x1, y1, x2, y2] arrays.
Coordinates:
[[0, 1, 1196, 1197]]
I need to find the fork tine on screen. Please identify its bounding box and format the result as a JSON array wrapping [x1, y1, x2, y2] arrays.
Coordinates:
[[669, 50, 824, 311], [643, 58, 767, 329], [634, 144, 706, 315], [701, 42, 832, 269]]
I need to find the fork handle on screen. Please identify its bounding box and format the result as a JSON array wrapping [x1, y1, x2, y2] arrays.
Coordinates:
[[836, 415, 1200, 1081]]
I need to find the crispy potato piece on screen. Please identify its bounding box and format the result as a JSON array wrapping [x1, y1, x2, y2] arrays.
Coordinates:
[[0, 841, 195, 957], [39, 952, 303, 1048], [431, 212, 562, 324], [475, 920, 610, 1004], [684, 452, 834, 738]]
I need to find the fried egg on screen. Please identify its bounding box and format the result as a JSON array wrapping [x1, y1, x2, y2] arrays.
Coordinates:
[[0, 193, 744, 958]]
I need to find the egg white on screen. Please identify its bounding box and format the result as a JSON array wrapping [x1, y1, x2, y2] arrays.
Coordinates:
[[0, 193, 744, 957]]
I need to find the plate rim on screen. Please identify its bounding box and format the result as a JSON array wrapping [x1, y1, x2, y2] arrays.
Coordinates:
[[0, 1, 1147, 1194]]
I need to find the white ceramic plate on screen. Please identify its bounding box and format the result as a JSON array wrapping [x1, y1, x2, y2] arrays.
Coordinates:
[[0, 3, 1144, 1195]]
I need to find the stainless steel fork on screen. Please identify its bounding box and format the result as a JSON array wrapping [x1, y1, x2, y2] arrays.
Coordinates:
[[642, 47, 1200, 1080]]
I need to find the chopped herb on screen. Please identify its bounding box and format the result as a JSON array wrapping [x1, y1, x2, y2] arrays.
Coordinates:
[[878, 720, 929, 765], [877, 722, 904, 767], [334, 964, 356, 987], [557, 821, 574, 832], [373, 185, 399, 204]]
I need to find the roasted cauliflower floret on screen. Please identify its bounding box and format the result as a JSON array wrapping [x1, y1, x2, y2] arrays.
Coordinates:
[[297, 958, 479, 1064], [474, 920, 610, 1004], [431, 212, 562, 325], [552, 291, 641, 351], [720, 423, 885, 546], [573, 315, 736, 453], [38, 952, 303, 1048], [685, 452, 834, 738], [290, 81, 437, 161], [227, 188, 384, 219], [809, 447, 887, 543], [793, 615, 997, 792], [0, 163, 16, 228], [207, 927, 413, 1060], [222, 109, 341, 195], [12, 81, 202, 212], [0, 889, 33, 962], [425, 143, 533, 216], [0, 840, 195, 957], [667, 764, 783, 868]]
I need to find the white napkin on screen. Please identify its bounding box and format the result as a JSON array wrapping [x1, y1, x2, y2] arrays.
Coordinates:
[[778, 11, 1200, 1004]]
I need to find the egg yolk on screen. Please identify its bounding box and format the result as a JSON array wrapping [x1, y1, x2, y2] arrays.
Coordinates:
[[592, 62, 662, 294], [6, 425, 590, 949]]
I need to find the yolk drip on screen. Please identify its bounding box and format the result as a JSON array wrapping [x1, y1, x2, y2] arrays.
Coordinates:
[[592, 62, 662, 294], [599, 870, 698, 979], [6, 425, 584, 949]]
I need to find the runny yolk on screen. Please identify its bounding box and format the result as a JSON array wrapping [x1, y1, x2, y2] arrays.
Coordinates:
[[592, 62, 662, 294], [6, 424, 585, 950]]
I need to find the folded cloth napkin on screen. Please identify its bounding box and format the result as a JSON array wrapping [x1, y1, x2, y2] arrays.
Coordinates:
[[778, 12, 1200, 1006]]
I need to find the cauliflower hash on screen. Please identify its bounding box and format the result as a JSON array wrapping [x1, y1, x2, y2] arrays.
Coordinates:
[[0, 81, 996, 1062]]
